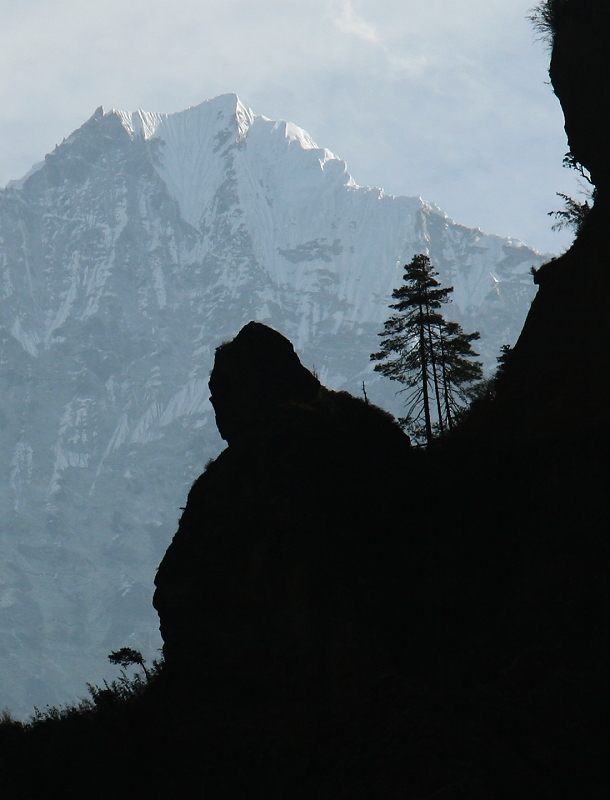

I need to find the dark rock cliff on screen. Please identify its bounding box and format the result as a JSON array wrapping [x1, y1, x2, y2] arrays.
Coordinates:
[[2, 318, 606, 798], [547, 0, 610, 188], [468, 0, 610, 444], [152, 323, 422, 792], [150, 321, 608, 798]]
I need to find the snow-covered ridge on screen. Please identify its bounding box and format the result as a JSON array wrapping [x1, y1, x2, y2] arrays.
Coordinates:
[[106, 94, 349, 229], [109, 93, 327, 156], [110, 93, 254, 142]]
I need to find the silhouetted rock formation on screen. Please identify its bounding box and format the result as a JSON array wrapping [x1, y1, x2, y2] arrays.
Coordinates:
[[208, 321, 322, 443], [548, 0, 610, 187], [153, 323, 427, 791], [2, 331, 607, 797], [151, 321, 610, 798], [464, 0, 610, 444]]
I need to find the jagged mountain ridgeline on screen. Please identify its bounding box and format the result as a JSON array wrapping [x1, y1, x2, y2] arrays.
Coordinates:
[[0, 94, 548, 714]]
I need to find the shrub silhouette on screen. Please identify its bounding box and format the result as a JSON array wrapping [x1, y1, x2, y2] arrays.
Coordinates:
[[529, 0, 609, 42], [108, 647, 152, 682]]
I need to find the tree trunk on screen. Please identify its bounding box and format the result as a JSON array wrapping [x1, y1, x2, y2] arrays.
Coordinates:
[[426, 308, 444, 436], [418, 305, 433, 445], [439, 332, 454, 430]]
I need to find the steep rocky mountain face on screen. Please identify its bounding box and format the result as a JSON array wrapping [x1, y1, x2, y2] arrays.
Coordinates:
[[0, 94, 548, 716]]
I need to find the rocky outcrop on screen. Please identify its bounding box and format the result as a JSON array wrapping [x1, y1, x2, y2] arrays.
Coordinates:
[[208, 322, 322, 443], [153, 322, 426, 790], [150, 321, 610, 797], [3, 306, 608, 798], [463, 0, 610, 444], [548, 0, 610, 187]]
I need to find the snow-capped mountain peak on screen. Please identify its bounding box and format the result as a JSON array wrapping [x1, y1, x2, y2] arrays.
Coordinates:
[[0, 95, 550, 717], [104, 94, 350, 230]]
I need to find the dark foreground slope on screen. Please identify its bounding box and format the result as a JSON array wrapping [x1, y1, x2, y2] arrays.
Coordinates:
[[148, 324, 608, 798], [1, 317, 607, 798]]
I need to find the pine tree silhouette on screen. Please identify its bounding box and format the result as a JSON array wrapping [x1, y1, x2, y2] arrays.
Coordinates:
[[371, 254, 482, 444]]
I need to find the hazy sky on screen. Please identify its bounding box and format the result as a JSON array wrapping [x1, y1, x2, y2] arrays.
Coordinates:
[[0, 0, 581, 253]]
